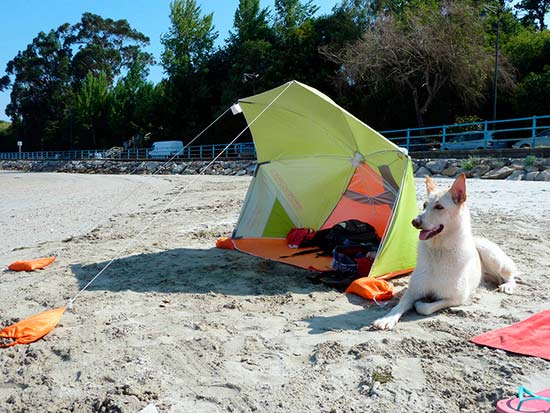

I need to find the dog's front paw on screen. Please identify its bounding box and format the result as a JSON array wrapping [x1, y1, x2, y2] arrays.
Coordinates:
[[372, 315, 399, 330], [498, 280, 516, 295]]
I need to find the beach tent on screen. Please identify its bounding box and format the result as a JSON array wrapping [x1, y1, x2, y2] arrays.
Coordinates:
[[228, 80, 419, 279]]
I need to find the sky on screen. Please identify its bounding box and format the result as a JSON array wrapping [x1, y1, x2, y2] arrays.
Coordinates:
[[0, 0, 341, 122]]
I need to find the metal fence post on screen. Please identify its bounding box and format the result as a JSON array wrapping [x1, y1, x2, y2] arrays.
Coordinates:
[[406, 129, 410, 150], [483, 120, 489, 148], [531, 115, 537, 147], [442, 125, 447, 147]]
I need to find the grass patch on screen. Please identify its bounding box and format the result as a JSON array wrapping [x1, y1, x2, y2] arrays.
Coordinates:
[[460, 156, 480, 171], [524, 155, 536, 166]]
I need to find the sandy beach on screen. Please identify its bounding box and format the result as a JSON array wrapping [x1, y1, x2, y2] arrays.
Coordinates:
[[0, 171, 549, 413]]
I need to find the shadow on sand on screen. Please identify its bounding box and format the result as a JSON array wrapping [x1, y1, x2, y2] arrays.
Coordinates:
[[71, 247, 430, 334], [71, 247, 328, 296]]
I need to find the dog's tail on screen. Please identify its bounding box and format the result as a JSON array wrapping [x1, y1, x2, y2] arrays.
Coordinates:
[[475, 237, 519, 287]]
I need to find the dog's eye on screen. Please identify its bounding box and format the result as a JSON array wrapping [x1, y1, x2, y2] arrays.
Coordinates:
[[423, 202, 427, 210], [434, 204, 444, 210]]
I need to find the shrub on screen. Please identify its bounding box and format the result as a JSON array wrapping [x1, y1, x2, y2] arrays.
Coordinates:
[[524, 155, 536, 166], [460, 156, 480, 170]]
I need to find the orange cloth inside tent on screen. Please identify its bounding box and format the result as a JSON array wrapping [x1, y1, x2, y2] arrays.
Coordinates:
[[322, 164, 392, 237], [233, 238, 333, 272], [8, 256, 56, 272], [0, 306, 66, 348]]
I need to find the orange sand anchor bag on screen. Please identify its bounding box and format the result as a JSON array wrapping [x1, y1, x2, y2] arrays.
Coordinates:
[[345, 277, 394, 302], [8, 256, 56, 272], [0, 307, 66, 347]]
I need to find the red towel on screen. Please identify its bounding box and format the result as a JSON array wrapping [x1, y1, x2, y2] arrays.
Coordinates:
[[286, 228, 315, 248], [470, 310, 550, 360]]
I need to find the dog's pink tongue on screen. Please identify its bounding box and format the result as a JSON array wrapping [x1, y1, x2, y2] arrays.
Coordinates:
[[419, 230, 430, 240]]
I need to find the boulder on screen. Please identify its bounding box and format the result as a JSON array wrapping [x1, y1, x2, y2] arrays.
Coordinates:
[[505, 170, 525, 181], [425, 159, 448, 174], [414, 166, 431, 177], [525, 171, 539, 181], [482, 166, 515, 180], [535, 169, 550, 181], [441, 165, 459, 177]]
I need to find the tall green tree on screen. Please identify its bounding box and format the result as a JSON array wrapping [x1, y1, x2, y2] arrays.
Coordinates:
[[515, 0, 550, 30], [230, 0, 272, 44], [273, 0, 319, 34], [68, 13, 153, 85], [5, 27, 73, 150], [74, 71, 110, 147], [160, 0, 218, 139], [3, 13, 153, 150], [108, 60, 156, 144], [161, 0, 217, 77]]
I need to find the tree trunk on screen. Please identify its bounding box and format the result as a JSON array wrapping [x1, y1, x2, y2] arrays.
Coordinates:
[[411, 88, 425, 128]]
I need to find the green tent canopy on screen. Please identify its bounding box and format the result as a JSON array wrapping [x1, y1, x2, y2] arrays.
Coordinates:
[[229, 81, 418, 279]]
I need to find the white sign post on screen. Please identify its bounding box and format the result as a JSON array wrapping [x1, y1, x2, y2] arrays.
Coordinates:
[[17, 141, 22, 159]]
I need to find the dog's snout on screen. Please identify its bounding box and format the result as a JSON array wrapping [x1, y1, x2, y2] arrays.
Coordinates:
[[412, 217, 422, 229]]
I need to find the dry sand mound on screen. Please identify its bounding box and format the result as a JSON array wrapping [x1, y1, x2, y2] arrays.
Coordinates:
[[0, 172, 549, 412]]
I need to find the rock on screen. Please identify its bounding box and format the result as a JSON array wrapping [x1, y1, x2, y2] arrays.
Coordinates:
[[470, 164, 491, 177], [414, 166, 431, 177], [441, 165, 459, 177], [505, 170, 525, 180], [425, 159, 448, 174], [525, 171, 539, 181], [482, 166, 515, 179], [535, 169, 550, 181], [412, 162, 419, 173]]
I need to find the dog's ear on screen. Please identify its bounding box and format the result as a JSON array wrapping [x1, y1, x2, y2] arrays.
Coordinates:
[[449, 173, 467, 204], [426, 176, 437, 194]]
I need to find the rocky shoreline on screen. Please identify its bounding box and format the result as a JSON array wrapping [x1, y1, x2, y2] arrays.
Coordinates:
[[1, 156, 550, 181]]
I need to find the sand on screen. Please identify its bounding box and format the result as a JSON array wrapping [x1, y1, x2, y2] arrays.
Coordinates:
[[0, 171, 549, 413]]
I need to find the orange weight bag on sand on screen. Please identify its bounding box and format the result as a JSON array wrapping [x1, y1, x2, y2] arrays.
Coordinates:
[[346, 277, 394, 302], [0, 307, 66, 347], [8, 256, 56, 272]]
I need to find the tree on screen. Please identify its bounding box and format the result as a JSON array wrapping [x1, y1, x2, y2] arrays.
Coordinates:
[[229, 0, 272, 44], [160, 0, 219, 139], [273, 0, 319, 35], [74, 71, 110, 147], [325, 0, 514, 127], [515, 0, 550, 30], [4, 27, 73, 150], [160, 0, 217, 78], [504, 28, 550, 79], [108, 60, 156, 144], [515, 66, 550, 115], [3, 13, 153, 150], [68, 13, 153, 85]]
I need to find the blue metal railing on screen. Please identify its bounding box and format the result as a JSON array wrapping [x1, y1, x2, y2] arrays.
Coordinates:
[[380, 115, 550, 151], [1, 115, 548, 161]]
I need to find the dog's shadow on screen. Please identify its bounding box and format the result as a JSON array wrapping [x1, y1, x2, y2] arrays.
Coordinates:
[[305, 294, 428, 334]]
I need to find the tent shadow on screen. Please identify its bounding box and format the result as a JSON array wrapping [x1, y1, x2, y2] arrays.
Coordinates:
[[70, 247, 327, 296]]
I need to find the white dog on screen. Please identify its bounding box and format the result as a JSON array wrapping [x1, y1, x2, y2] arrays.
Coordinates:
[[373, 173, 517, 330]]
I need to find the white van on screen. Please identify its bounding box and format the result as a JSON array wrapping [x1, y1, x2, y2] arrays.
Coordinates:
[[148, 141, 184, 159]]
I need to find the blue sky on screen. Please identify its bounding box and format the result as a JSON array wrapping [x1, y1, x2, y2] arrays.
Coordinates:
[[0, 0, 341, 121]]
